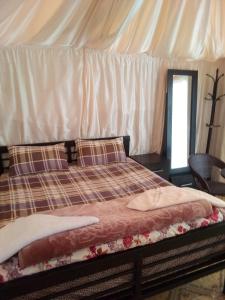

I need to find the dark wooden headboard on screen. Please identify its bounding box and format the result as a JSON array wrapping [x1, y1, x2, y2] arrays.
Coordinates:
[[0, 136, 130, 175]]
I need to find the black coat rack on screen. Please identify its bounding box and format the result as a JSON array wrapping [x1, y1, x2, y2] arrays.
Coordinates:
[[205, 68, 225, 153]]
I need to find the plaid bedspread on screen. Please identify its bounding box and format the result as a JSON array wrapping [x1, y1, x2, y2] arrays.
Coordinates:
[[0, 158, 169, 226]]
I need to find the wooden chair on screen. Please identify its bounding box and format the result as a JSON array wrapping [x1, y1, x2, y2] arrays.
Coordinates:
[[188, 154, 225, 196]]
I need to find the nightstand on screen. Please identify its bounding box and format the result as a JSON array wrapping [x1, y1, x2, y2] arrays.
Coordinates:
[[170, 173, 194, 187], [131, 153, 170, 180]]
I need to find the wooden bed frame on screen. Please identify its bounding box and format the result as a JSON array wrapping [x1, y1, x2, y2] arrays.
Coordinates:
[[1, 136, 225, 300]]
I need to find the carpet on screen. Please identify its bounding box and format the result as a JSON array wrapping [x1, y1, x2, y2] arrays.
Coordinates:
[[148, 271, 225, 300]]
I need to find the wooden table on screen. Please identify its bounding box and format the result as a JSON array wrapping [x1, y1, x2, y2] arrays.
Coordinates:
[[222, 168, 225, 178]]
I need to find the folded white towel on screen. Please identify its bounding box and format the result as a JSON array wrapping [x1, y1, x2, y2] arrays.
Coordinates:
[[0, 214, 99, 263], [127, 186, 225, 212]]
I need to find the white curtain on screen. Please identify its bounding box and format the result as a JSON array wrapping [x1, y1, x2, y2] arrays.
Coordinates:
[[0, 0, 224, 157], [0, 47, 84, 144], [0, 46, 224, 155]]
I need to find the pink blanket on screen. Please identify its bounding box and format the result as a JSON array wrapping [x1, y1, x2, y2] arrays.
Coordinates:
[[18, 196, 212, 268]]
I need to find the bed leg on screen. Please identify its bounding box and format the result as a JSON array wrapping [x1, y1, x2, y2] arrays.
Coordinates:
[[134, 254, 143, 300]]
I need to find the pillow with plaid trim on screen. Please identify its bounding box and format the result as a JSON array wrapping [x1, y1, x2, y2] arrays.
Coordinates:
[[8, 143, 69, 176], [76, 137, 127, 167]]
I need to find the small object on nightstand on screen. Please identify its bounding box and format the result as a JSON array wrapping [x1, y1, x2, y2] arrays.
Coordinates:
[[131, 153, 170, 180]]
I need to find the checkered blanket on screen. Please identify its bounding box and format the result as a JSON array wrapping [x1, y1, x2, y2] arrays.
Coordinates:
[[0, 158, 169, 226]]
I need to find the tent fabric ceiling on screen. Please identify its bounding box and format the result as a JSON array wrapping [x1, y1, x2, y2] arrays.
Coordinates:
[[0, 0, 225, 60], [0, 0, 224, 160]]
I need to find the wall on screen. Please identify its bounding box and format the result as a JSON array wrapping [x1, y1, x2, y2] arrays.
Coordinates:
[[0, 46, 224, 156]]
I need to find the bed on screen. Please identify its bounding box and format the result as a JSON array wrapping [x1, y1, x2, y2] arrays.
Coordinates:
[[1, 136, 225, 300]]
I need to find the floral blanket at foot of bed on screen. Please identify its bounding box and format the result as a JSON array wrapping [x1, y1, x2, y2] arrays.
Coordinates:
[[0, 207, 223, 284]]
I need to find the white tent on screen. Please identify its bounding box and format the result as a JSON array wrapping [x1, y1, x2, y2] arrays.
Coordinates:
[[0, 0, 224, 158]]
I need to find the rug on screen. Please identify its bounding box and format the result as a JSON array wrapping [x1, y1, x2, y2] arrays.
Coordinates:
[[148, 271, 225, 300]]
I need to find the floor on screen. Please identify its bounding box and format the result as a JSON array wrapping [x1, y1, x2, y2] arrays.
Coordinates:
[[148, 271, 225, 300]]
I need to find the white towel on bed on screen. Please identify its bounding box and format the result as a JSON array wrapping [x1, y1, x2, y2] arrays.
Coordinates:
[[0, 214, 99, 263], [127, 186, 225, 211]]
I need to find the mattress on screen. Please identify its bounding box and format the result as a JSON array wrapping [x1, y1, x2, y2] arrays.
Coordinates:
[[12, 233, 225, 300], [0, 206, 223, 284]]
